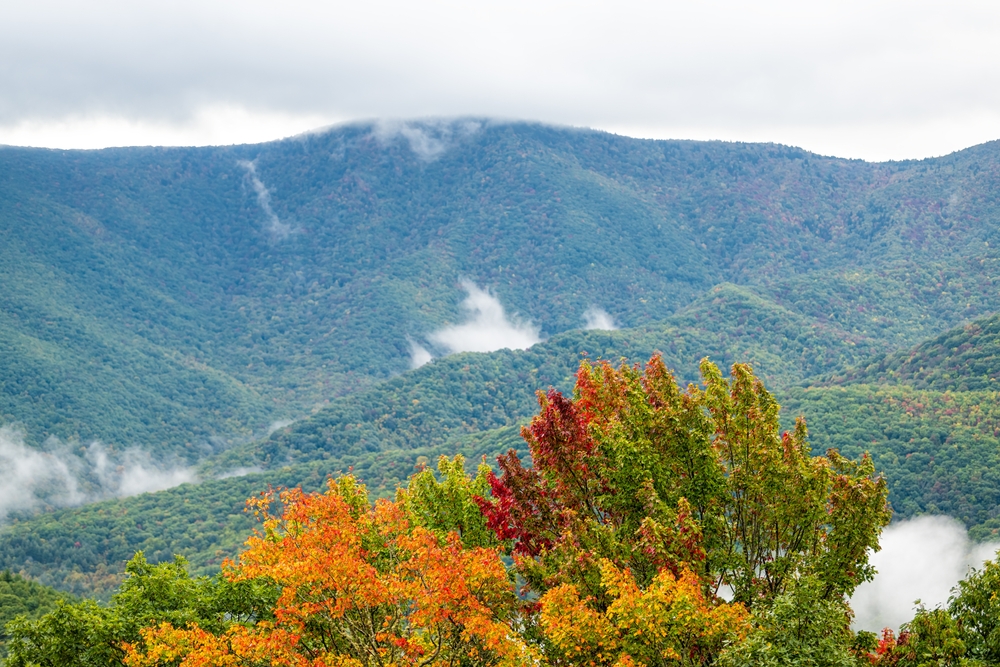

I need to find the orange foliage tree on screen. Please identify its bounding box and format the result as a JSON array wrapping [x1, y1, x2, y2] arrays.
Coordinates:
[[126, 475, 533, 667]]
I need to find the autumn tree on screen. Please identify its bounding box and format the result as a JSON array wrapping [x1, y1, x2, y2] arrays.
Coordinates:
[[126, 474, 534, 667], [865, 606, 966, 667], [476, 356, 890, 612], [540, 559, 749, 667]]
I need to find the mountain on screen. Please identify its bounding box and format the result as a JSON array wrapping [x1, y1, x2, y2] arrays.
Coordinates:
[[4, 121, 1000, 456], [7, 121, 1000, 597]]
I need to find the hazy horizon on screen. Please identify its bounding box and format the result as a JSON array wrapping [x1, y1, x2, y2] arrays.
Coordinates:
[[3, 1, 1000, 161], [3, 115, 997, 165]]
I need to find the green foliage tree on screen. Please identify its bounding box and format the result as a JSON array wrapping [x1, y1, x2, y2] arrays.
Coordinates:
[[0, 570, 75, 657], [476, 355, 891, 611], [717, 577, 856, 667], [949, 552, 1000, 664], [5, 552, 276, 666], [397, 454, 503, 549]]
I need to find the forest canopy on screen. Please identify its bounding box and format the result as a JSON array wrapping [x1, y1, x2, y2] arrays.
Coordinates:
[[6, 355, 947, 667]]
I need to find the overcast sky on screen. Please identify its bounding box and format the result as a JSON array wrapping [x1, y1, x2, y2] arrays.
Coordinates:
[[1, 0, 998, 160]]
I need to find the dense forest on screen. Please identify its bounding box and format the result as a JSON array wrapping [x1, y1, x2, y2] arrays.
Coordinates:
[[6, 122, 1000, 661], [6, 359, 1000, 666], [3, 122, 1000, 452]]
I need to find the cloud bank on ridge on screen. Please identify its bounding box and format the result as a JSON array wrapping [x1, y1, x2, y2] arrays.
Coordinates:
[[583, 306, 617, 331], [0, 425, 196, 522], [428, 280, 541, 355]]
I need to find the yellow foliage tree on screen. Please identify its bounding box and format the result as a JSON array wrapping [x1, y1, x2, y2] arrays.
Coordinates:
[[539, 559, 749, 667]]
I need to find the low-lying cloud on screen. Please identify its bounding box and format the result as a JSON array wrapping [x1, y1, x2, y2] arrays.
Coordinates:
[[407, 335, 434, 369], [266, 419, 294, 436], [373, 119, 481, 162], [583, 306, 617, 330], [851, 516, 1000, 633], [85, 442, 196, 498], [426, 280, 541, 355], [0, 425, 195, 522], [238, 159, 293, 240], [0, 426, 82, 520]]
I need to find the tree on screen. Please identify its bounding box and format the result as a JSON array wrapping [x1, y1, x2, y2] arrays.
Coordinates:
[[539, 559, 749, 667], [476, 356, 891, 611], [6, 552, 270, 667], [398, 454, 503, 550], [867, 606, 966, 667], [716, 577, 856, 667], [126, 475, 534, 667], [949, 552, 1000, 665]]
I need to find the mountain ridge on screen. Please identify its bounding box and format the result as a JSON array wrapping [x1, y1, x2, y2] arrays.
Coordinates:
[[5, 120, 1000, 453], [7, 121, 1000, 597]]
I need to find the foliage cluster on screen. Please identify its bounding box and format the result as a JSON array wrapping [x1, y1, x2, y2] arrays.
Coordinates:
[[5, 358, 893, 667], [5, 552, 276, 666], [0, 570, 75, 658]]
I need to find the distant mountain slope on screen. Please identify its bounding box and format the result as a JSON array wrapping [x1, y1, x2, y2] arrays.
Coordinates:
[[785, 384, 1000, 541], [9, 301, 1000, 597], [5, 122, 1000, 451], [206, 282, 883, 472], [830, 312, 1000, 391]]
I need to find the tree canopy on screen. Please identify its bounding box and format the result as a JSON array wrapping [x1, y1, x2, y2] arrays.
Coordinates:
[[8, 356, 902, 667]]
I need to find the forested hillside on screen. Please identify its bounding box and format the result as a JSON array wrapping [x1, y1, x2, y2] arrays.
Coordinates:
[[6, 121, 1000, 601], [3, 121, 1000, 452], [830, 312, 1000, 391], [9, 307, 1000, 597]]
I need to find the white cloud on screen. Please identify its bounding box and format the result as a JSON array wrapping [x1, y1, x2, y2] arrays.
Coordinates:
[[407, 336, 434, 368], [86, 443, 196, 497], [0, 425, 196, 523], [2, 1, 1000, 159], [237, 160, 293, 239], [216, 466, 263, 479], [851, 516, 1000, 633], [266, 419, 294, 435], [427, 280, 540, 354], [0, 426, 83, 520], [582, 307, 617, 330], [373, 119, 481, 161]]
